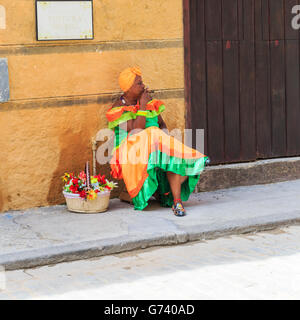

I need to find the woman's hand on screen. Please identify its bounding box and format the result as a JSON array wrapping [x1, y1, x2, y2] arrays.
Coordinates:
[[119, 89, 152, 132], [140, 89, 152, 110]]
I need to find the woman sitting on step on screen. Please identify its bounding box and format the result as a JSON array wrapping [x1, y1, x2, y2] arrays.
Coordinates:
[[106, 67, 208, 217]]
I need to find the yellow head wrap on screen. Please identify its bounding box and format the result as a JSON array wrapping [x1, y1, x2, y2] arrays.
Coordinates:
[[118, 67, 142, 92]]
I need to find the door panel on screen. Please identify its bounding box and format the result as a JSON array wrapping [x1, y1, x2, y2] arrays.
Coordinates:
[[186, 0, 300, 164]]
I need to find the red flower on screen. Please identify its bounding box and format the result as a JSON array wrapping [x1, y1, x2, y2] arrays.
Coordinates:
[[70, 185, 79, 193], [96, 174, 106, 185], [105, 185, 111, 190], [79, 190, 87, 199], [72, 178, 79, 185]]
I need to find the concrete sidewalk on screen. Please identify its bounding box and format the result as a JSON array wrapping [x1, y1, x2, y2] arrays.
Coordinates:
[[1, 179, 300, 271]]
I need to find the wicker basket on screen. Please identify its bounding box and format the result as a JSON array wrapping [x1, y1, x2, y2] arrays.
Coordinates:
[[63, 191, 111, 214]]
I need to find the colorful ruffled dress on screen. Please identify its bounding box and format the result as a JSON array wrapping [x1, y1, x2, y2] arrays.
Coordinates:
[[106, 99, 208, 210]]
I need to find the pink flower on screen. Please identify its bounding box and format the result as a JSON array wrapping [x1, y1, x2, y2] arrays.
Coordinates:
[[79, 171, 86, 182]]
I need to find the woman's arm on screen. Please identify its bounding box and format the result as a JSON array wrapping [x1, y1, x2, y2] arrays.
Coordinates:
[[158, 114, 167, 130], [120, 90, 152, 132]]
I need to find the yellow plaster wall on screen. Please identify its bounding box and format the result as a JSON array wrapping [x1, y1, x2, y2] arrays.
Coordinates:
[[0, 0, 185, 212], [8, 48, 184, 100], [0, 0, 183, 45], [0, 103, 108, 211]]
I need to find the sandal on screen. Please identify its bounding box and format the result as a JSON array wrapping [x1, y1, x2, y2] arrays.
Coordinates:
[[153, 191, 160, 202], [172, 201, 186, 217]]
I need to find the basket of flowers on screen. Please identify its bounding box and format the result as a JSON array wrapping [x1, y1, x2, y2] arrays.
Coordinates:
[[62, 162, 117, 213]]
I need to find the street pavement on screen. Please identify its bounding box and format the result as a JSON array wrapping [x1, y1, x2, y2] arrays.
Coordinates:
[[1, 225, 300, 300], [2, 179, 300, 270]]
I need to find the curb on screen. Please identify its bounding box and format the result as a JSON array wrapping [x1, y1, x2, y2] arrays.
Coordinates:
[[2, 217, 300, 271]]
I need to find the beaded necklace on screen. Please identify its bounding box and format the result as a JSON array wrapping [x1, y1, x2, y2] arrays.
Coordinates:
[[121, 96, 138, 106]]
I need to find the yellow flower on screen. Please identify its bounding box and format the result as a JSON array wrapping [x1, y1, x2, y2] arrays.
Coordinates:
[[90, 176, 98, 184], [87, 189, 97, 200], [62, 173, 70, 182]]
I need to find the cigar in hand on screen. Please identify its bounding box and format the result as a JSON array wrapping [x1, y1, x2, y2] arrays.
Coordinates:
[[145, 86, 154, 94]]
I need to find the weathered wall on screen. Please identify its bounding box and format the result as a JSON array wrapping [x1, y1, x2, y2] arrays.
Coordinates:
[[0, 0, 185, 212]]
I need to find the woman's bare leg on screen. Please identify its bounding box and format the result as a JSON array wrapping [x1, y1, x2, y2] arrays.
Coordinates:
[[166, 172, 187, 201]]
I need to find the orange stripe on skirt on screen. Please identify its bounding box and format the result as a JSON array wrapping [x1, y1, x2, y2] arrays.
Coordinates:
[[110, 127, 206, 198]]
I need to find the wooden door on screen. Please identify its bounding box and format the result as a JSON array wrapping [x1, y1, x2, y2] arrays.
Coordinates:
[[184, 0, 300, 164]]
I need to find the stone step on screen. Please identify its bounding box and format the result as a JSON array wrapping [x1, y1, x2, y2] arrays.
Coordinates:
[[196, 157, 300, 192]]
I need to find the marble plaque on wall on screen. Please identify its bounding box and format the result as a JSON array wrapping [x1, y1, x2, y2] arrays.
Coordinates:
[[36, 1, 94, 40], [0, 58, 9, 103]]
